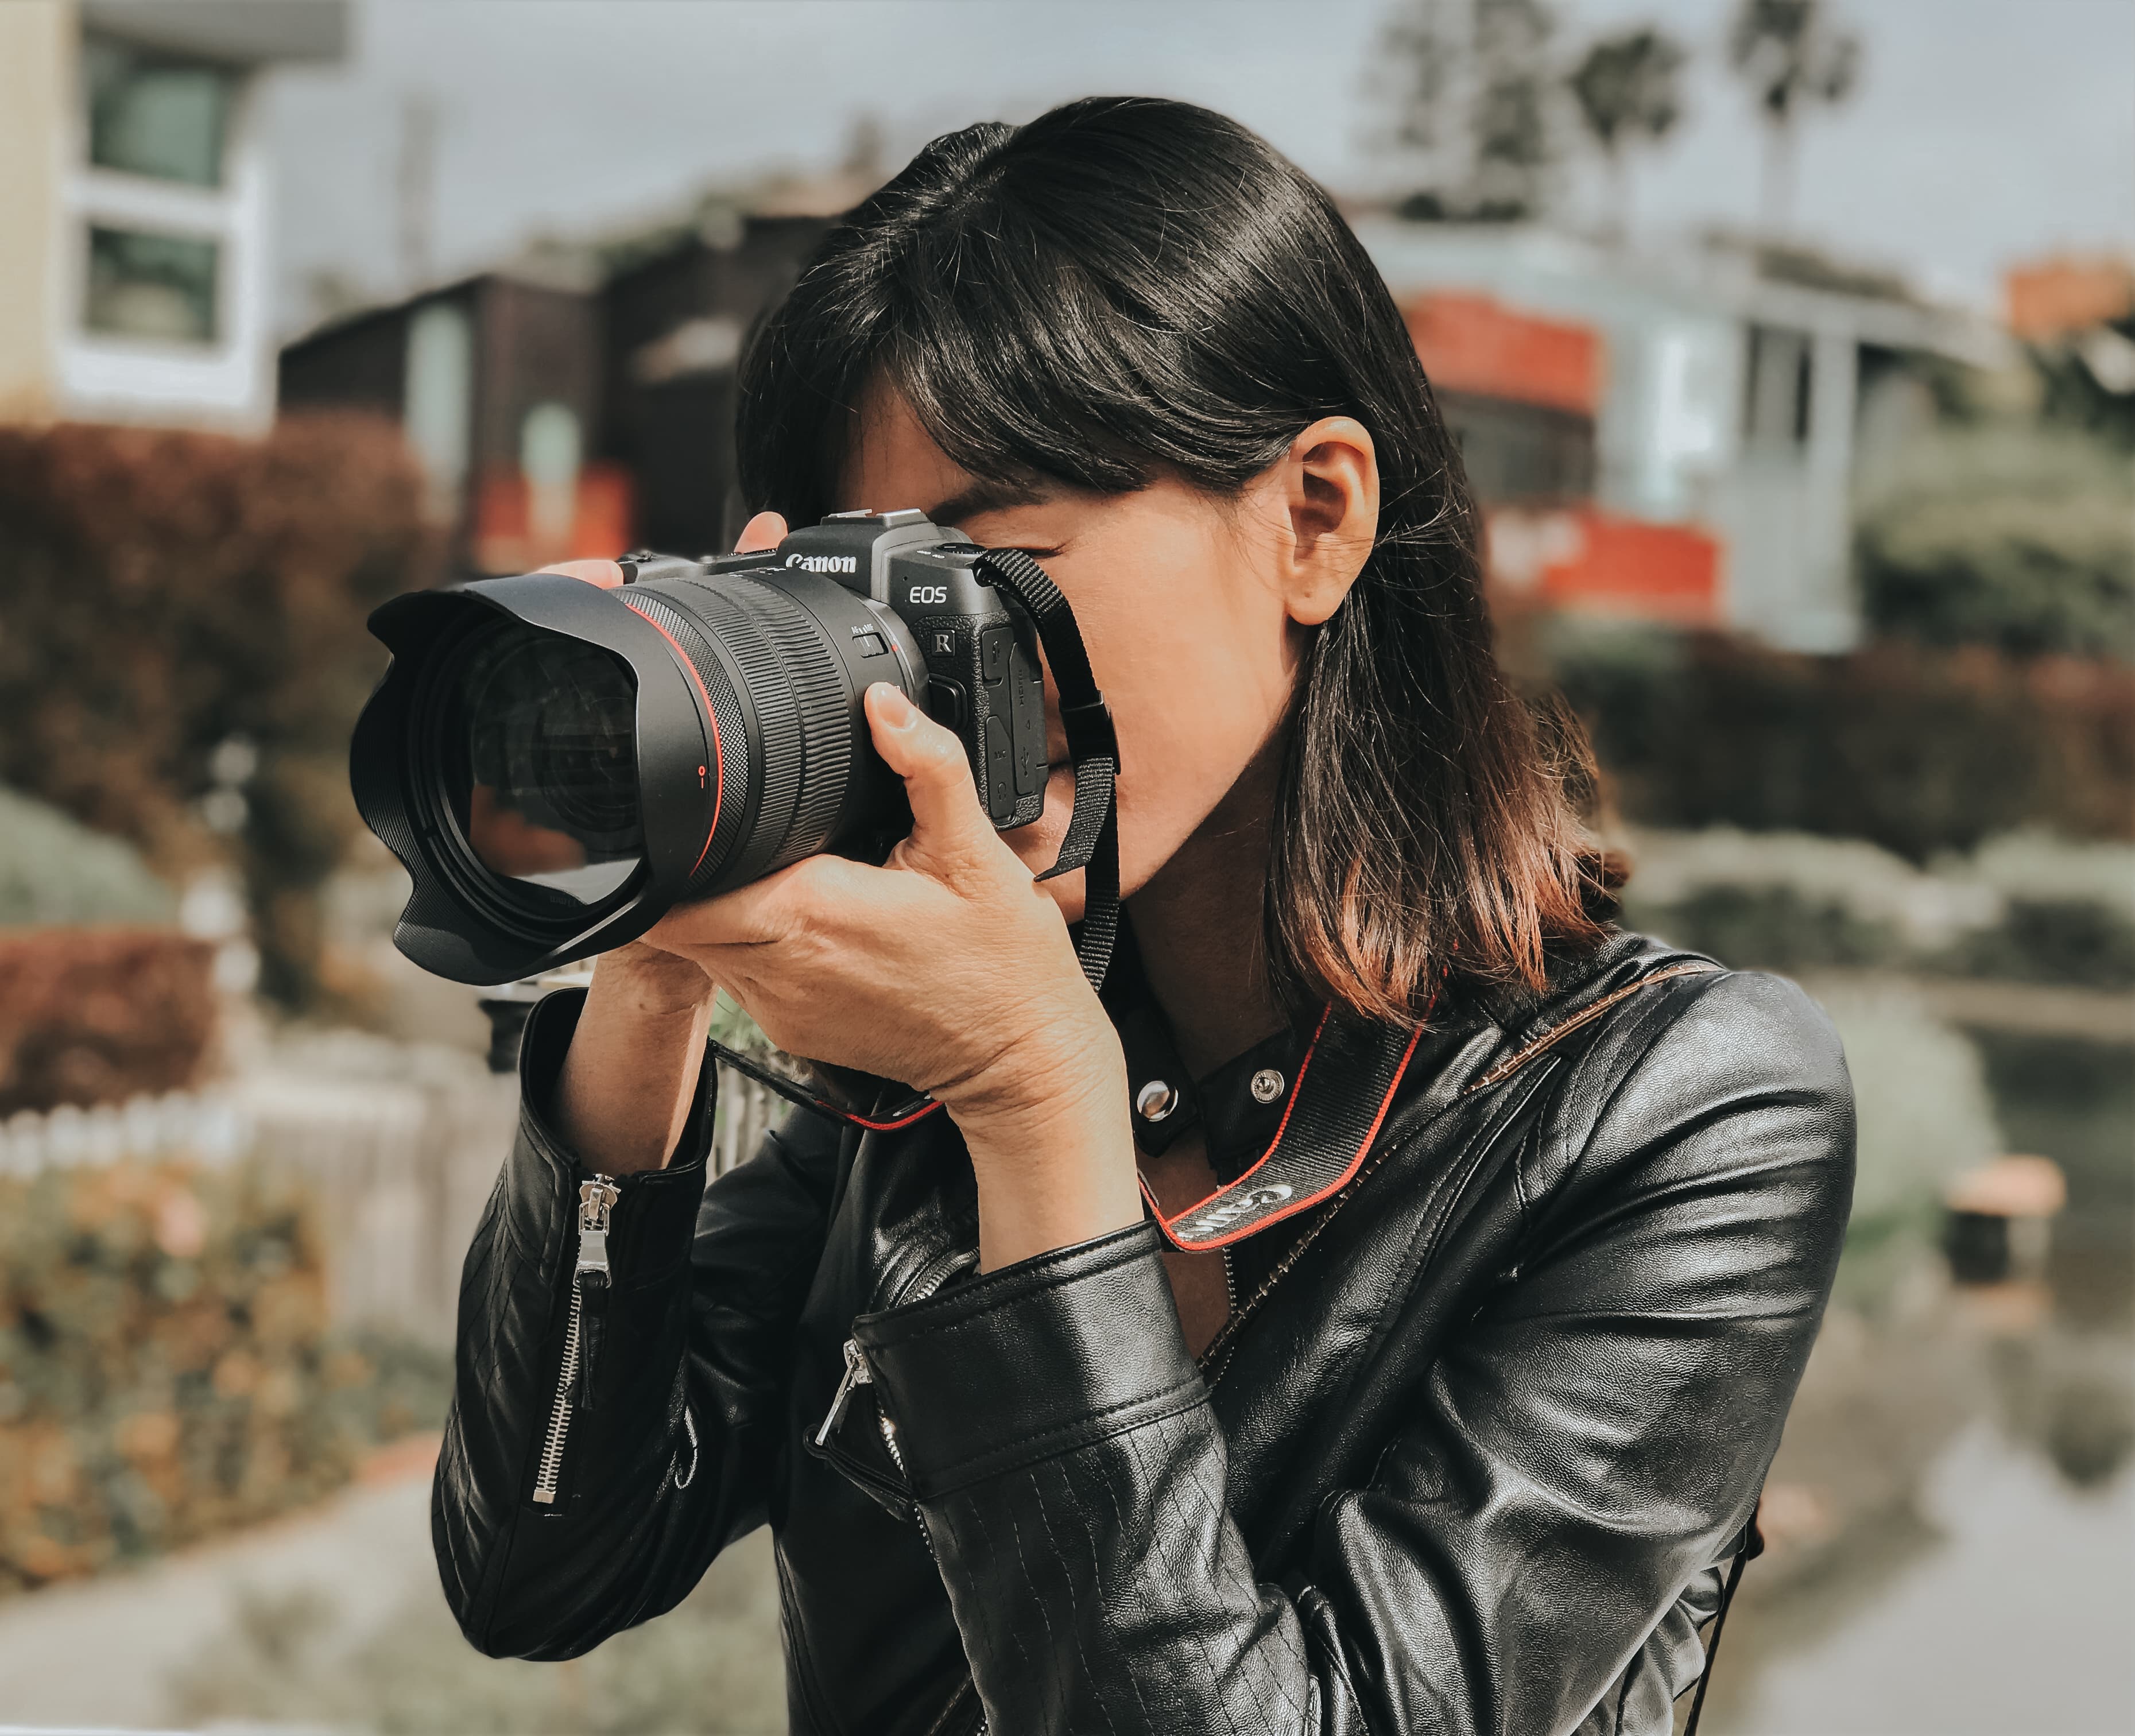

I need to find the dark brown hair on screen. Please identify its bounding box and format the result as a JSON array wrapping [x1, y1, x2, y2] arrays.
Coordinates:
[[735, 97, 1611, 1024]]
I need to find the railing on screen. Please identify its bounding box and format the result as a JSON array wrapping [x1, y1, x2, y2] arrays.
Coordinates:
[[0, 1049, 792, 1343]]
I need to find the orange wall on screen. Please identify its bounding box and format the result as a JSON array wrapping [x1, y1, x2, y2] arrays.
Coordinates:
[[474, 462, 634, 574], [1486, 506, 1719, 627], [2005, 256, 2135, 341], [1403, 292, 1602, 417]]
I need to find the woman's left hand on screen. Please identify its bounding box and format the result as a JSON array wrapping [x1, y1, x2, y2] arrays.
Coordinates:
[[640, 681, 1141, 1269]]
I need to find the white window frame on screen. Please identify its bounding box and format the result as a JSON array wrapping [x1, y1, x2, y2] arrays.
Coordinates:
[[56, 36, 271, 430]]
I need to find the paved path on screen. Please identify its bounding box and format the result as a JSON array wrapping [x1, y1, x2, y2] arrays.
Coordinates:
[[0, 1443, 443, 1733]]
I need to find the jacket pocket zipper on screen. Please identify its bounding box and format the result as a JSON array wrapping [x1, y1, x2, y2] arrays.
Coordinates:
[[532, 1174, 621, 1506], [813, 1243, 977, 1449]]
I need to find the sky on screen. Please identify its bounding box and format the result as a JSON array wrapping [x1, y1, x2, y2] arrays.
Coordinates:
[[258, 0, 2135, 336]]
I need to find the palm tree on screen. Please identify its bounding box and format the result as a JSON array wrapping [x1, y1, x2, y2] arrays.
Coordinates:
[[1568, 26, 1687, 243], [1727, 0, 1862, 237]]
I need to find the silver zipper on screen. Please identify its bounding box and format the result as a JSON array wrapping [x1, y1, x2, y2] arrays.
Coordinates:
[[813, 1244, 977, 1450], [813, 1338, 874, 1448], [532, 1175, 621, 1506]]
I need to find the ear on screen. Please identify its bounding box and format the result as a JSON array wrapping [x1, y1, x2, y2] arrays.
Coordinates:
[[1274, 416, 1378, 627]]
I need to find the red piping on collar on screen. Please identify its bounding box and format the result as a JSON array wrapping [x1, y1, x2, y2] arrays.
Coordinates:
[[1143, 1004, 1426, 1254]]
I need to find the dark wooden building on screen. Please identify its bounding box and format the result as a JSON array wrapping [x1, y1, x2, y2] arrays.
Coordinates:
[[277, 213, 835, 574]]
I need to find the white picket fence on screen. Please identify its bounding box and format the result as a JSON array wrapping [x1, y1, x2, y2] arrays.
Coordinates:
[[0, 1044, 790, 1343]]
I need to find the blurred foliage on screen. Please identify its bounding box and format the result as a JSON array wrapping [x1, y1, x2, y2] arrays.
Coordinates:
[[1626, 881, 1896, 974], [1555, 626, 2135, 859], [1814, 981, 2002, 1283], [0, 789, 175, 928], [0, 1156, 439, 1596], [1622, 826, 2135, 989], [2031, 325, 2135, 451], [0, 928, 217, 1115], [0, 417, 437, 1012], [1947, 898, 2135, 990], [1377, 0, 1560, 222], [170, 1528, 785, 1734], [1856, 425, 2135, 661]]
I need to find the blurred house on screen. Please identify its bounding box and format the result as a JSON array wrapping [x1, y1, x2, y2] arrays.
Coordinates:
[[2003, 252, 2135, 440], [278, 261, 619, 574], [0, 0, 346, 432], [1359, 222, 2008, 652], [278, 175, 866, 572]]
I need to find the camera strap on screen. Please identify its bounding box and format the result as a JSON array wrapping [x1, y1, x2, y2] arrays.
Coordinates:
[[699, 546, 1121, 1136], [970, 547, 1121, 994]]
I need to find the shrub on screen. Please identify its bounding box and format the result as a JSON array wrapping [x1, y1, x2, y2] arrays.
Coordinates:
[[0, 1156, 355, 1594], [1619, 825, 2135, 989], [1554, 627, 2135, 860], [1857, 424, 2135, 662], [0, 417, 437, 1010], [0, 928, 216, 1115], [0, 788, 175, 928]]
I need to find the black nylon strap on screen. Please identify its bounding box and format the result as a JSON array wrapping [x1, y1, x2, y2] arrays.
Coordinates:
[[706, 1038, 941, 1133], [1683, 1510, 1761, 1736], [971, 547, 1120, 992]]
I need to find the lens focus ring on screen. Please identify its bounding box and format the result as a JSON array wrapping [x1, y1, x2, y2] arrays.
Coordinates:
[[618, 592, 752, 884], [727, 581, 851, 875]]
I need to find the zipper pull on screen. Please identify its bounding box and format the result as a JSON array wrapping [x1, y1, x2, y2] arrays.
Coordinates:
[[813, 1338, 873, 1448], [573, 1176, 621, 1411], [575, 1175, 621, 1274]]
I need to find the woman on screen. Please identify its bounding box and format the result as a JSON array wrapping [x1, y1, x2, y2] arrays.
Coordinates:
[[433, 98, 1853, 1735]]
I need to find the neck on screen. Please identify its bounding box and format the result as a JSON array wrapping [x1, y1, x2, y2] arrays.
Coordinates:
[[1125, 734, 1289, 1080]]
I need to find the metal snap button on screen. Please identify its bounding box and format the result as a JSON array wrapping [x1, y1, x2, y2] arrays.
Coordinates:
[[1135, 1079, 1179, 1122], [1250, 1068, 1285, 1105]]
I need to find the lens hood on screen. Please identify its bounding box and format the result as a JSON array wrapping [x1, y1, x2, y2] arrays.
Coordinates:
[[351, 573, 721, 985]]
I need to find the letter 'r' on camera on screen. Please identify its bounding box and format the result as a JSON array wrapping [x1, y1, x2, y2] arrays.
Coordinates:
[[348, 510, 1050, 986]]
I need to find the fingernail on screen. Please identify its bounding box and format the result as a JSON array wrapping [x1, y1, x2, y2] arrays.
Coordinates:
[[872, 683, 919, 727]]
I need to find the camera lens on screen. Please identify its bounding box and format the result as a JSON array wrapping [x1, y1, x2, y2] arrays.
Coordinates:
[[352, 554, 927, 983], [441, 622, 644, 912]]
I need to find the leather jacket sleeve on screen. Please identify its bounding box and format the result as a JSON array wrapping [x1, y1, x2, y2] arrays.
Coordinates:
[[855, 970, 1854, 1735], [431, 987, 844, 1660]]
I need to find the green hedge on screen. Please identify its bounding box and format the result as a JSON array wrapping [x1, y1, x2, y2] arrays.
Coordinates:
[[0, 789, 174, 929], [1555, 630, 2134, 861], [1618, 827, 2135, 989], [0, 927, 216, 1115]]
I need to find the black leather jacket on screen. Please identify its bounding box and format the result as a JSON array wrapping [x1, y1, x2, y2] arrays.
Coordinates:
[[432, 931, 1853, 1734]]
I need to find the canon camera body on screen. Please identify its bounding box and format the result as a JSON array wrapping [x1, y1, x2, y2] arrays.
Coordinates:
[[350, 510, 1049, 985]]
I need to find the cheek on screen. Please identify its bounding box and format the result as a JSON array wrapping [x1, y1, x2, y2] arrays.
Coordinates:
[[1027, 526, 1293, 894]]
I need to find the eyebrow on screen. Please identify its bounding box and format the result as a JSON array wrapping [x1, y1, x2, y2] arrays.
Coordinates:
[[926, 478, 1054, 531]]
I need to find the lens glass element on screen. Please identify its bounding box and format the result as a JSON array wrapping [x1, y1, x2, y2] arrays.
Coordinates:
[[445, 623, 643, 909]]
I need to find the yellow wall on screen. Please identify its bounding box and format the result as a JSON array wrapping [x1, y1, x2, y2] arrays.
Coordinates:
[[0, 1, 72, 422]]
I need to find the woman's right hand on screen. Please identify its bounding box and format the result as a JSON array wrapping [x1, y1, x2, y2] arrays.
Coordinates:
[[548, 512, 790, 1172]]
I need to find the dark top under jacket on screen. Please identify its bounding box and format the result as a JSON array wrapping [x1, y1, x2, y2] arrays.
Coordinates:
[[431, 930, 1855, 1735]]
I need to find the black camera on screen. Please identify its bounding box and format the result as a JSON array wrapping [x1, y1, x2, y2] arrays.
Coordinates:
[[350, 510, 1052, 985]]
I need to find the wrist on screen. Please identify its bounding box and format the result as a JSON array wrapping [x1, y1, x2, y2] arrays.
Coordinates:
[[590, 941, 714, 1020], [937, 1013, 1125, 1153], [943, 1022, 1141, 1273], [557, 969, 714, 1175]]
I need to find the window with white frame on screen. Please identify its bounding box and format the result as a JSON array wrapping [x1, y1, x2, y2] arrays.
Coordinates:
[[61, 29, 272, 425], [74, 35, 240, 348]]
